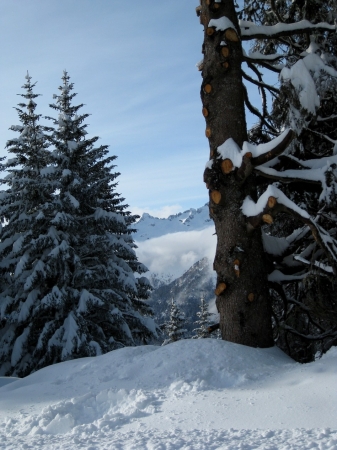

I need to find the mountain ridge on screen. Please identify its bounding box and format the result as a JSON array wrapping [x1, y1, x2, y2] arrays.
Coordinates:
[[133, 204, 213, 241]]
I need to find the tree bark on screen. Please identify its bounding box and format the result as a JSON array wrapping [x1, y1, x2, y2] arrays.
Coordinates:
[[199, 0, 273, 347]]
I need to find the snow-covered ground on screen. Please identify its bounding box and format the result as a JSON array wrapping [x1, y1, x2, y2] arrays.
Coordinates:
[[0, 339, 336, 449]]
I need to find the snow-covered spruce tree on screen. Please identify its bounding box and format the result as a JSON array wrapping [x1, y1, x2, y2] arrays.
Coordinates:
[[192, 294, 213, 338], [0, 73, 54, 376], [0, 72, 157, 376], [162, 300, 186, 345], [197, 0, 337, 350]]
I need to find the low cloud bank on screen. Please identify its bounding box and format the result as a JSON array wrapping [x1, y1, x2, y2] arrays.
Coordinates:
[[135, 226, 216, 280]]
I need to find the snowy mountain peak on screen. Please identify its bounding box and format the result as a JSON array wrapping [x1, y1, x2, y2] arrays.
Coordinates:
[[133, 204, 213, 241]]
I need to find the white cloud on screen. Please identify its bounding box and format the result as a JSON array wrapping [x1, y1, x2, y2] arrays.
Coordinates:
[[135, 227, 216, 280]]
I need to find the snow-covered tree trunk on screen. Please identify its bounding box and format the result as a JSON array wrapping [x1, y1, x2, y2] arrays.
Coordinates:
[[199, 0, 273, 347]]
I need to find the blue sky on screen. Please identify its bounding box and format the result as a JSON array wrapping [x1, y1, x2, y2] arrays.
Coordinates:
[[0, 1, 257, 218]]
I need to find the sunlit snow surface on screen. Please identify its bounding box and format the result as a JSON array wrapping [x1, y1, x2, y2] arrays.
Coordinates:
[[0, 340, 336, 449]]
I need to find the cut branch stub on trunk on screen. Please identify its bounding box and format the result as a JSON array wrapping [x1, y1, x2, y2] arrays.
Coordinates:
[[202, 107, 209, 117], [206, 127, 212, 138], [262, 214, 273, 224], [211, 190, 221, 204], [224, 28, 239, 42], [221, 46, 230, 58], [268, 196, 277, 208], [215, 282, 227, 296], [207, 27, 215, 36], [248, 293, 255, 302], [221, 159, 233, 174], [208, 323, 220, 333], [204, 84, 212, 94]]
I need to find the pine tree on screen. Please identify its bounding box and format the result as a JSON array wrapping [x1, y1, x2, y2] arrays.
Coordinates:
[[162, 299, 186, 345], [197, 0, 337, 351], [0, 72, 158, 376], [0, 73, 54, 376], [192, 294, 212, 338]]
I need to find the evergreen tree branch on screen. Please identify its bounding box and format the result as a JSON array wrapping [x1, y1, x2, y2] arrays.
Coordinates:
[[240, 20, 336, 40]]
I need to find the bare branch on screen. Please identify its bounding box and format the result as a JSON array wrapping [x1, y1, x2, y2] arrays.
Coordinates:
[[246, 61, 269, 120], [305, 127, 337, 145], [241, 69, 280, 94], [282, 324, 337, 341], [242, 84, 277, 134], [270, 0, 284, 24], [243, 57, 283, 73]]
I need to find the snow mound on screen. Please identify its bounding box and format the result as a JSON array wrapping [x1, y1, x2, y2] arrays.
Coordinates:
[[0, 340, 336, 448]]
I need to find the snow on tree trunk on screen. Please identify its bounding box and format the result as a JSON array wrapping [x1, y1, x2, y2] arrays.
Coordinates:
[[199, 0, 273, 347]]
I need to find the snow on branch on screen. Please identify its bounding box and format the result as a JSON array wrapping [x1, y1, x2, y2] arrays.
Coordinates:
[[262, 232, 290, 257], [280, 51, 337, 124], [240, 19, 336, 40], [268, 270, 307, 284], [242, 185, 310, 221], [243, 49, 285, 73], [242, 185, 337, 274], [248, 129, 295, 166], [243, 49, 286, 63], [309, 223, 337, 274], [216, 129, 294, 181], [256, 157, 337, 206], [254, 166, 323, 185], [294, 255, 334, 274], [317, 114, 337, 123]]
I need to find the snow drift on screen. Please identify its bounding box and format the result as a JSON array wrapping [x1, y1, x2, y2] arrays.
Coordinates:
[[0, 339, 336, 449]]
